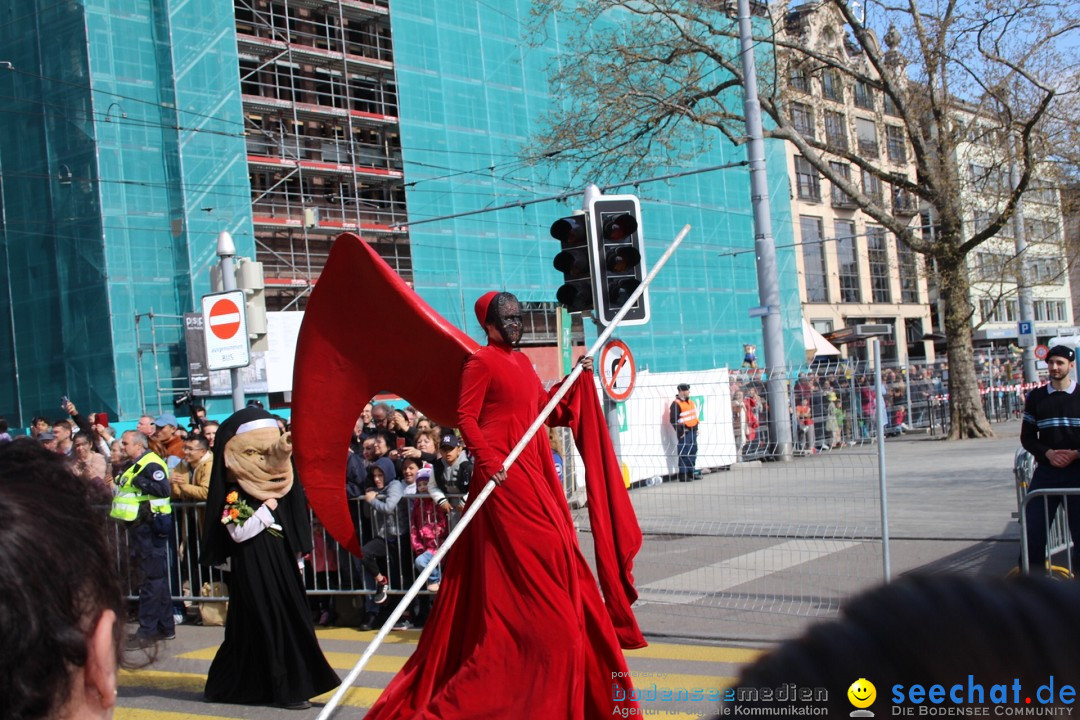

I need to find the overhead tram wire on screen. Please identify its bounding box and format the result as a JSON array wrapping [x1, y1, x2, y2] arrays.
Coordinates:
[[391, 160, 751, 229]]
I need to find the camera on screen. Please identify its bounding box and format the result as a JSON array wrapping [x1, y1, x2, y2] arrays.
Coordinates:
[[173, 392, 205, 432]]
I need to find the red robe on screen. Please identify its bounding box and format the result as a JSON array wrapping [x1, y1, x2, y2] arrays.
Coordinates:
[[365, 339, 641, 719]]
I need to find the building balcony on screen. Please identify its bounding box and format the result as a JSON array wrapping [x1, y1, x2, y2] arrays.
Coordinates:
[[831, 192, 859, 210], [241, 94, 398, 127], [251, 197, 407, 235], [236, 32, 393, 74]]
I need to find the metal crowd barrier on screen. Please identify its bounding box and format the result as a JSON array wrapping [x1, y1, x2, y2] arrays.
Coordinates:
[[1017, 487, 1078, 578], [109, 495, 462, 603]]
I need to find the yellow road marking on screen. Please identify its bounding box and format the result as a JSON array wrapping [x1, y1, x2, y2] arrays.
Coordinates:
[[315, 627, 420, 643], [116, 710, 240, 720], [176, 647, 408, 673], [626, 642, 763, 664], [118, 670, 381, 708]]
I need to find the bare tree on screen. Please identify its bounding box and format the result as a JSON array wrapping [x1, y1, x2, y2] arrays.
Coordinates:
[[528, 0, 1078, 438]]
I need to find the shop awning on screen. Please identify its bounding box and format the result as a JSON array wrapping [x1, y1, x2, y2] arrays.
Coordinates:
[[804, 319, 842, 361]]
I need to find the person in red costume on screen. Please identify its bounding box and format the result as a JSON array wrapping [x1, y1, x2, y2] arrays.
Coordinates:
[[364, 290, 643, 719]]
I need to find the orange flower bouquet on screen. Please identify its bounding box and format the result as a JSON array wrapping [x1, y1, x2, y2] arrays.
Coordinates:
[[221, 490, 282, 537]]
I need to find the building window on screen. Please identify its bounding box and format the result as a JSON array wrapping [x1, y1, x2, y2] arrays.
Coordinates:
[[1027, 255, 1065, 285], [867, 226, 892, 303], [862, 168, 883, 204], [980, 299, 1016, 324], [885, 125, 907, 164], [1027, 179, 1058, 205], [830, 161, 856, 208], [836, 220, 861, 302], [824, 110, 848, 150], [884, 94, 900, 117], [1033, 300, 1047, 321], [897, 239, 920, 304], [891, 178, 917, 214], [974, 250, 1011, 282], [791, 102, 815, 138], [822, 69, 843, 101], [795, 156, 821, 201], [968, 163, 1008, 194], [855, 117, 878, 158], [800, 216, 829, 303], [789, 66, 811, 93], [1026, 219, 1060, 245], [854, 79, 875, 110]]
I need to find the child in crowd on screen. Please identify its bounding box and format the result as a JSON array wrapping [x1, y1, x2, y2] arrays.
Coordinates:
[[410, 467, 447, 592], [306, 517, 340, 626]]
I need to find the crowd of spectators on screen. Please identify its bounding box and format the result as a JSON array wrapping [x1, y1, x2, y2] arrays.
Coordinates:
[[0, 394, 472, 632], [337, 400, 468, 631], [729, 362, 953, 457], [0, 353, 1030, 631]]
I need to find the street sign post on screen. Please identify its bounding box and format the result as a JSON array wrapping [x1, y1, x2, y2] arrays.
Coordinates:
[[1034, 344, 1049, 361], [1018, 321, 1035, 348], [202, 290, 251, 371]]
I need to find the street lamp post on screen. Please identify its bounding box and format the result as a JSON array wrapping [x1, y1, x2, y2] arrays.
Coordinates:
[[216, 231, 246, 411]]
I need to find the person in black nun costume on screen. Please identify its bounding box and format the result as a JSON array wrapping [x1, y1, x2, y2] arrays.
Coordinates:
[[200, 405, 339, 710]]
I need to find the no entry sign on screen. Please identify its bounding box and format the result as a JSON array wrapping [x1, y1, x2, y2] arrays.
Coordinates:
[[201, 290, 250, 370], [209, 298, 242, 340]]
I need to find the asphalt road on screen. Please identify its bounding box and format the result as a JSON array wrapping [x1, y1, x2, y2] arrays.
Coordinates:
[[115, 421, 1028, 718]]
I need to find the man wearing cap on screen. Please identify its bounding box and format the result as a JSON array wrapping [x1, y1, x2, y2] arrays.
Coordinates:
[[428, 431, 472, 517], [670, 382, 700, 481], [1020, 344, 1080, 572], [152, 412, 184, 468]]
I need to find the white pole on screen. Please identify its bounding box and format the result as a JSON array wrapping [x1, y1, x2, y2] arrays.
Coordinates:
[[315, 225, 691, 720], [874, 338, 891, 582]]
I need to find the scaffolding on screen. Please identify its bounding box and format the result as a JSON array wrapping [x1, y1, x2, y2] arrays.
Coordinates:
[[134, 311, 189, 417], [235, 0, 409, 310]]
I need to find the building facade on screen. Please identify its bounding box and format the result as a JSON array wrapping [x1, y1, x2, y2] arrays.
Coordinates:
[[780, 3, 934, 367], [0, 0, 805, 424], [954, 119, 1073, 347]]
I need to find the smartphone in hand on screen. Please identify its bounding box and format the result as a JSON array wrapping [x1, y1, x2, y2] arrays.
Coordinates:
[[60, 395, 70, 410], [396, 436, 406, 450]]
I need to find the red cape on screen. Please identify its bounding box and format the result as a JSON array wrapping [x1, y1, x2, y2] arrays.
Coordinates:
[[558, 374, 645, 649], [291, 234, 478, 556], [293, 233, 643, 656]]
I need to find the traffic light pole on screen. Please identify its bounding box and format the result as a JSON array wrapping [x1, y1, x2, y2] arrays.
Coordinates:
[[737, 0, 793, 461], [216, 231, 246, 412], [582, 185, 623, 454]]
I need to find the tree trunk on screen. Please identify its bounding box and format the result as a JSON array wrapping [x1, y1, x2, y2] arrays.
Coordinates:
[[937, 253, 995, 439]]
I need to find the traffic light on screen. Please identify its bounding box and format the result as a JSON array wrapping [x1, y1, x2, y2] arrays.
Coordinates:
[[589, 194, 649, 326], [234, 258, 268, 352], [551, 212, 595, 313], [214, 257, 268, 352]]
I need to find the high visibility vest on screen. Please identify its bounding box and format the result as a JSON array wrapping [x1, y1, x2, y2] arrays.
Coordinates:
[[110, 451, 172, 522], [676, 398, 699, 428]]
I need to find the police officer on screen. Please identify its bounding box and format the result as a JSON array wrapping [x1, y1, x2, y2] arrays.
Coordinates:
[[670, 383, 700, 482], [111, 430, 174, 647], [1020, 345, 1080, 573]]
